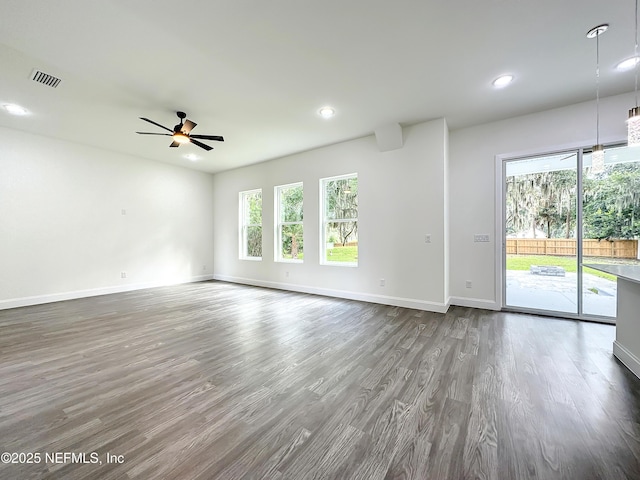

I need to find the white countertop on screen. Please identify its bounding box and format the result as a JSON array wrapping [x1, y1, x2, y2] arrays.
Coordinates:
[[584, 264, 640, 285]]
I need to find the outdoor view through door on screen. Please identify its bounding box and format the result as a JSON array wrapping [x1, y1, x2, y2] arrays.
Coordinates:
[[504, 145, 640, 320]]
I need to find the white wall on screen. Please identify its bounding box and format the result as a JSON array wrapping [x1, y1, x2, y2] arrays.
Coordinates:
[[449, 91, 633, 309], [6, 91, 630, 314], [0, 126, 215, 309], [213, 118, 450, 311]]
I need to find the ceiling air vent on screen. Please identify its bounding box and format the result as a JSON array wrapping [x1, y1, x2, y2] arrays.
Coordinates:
[[30, 69, 61, 88]]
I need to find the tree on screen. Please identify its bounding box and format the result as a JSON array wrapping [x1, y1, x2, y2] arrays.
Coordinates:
[[280, 185, 303, 258], [507, 159, 640, 242], [548, 169, 576, 238], [325, 178, 358, 246], [245, 191, 262, 257], [583, 163, 640, 239], [506, 169, 577, 239]]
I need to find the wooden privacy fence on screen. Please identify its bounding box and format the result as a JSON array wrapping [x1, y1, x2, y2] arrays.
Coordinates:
[[328, 242, 358, 247], [507, 238, 638, 258]]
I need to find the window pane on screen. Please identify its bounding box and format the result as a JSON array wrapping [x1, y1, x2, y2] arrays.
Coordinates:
[[325, 178, 358, 220], [247, 191, 262, 225], [246, 226, 262, 257], [282, 185, 303, 223], [321, 174, 358, 266], [582, 145, 640, 318], [240, 189, 262, 259], [325, 221, 358, 263], [281, 224, 303, 260]]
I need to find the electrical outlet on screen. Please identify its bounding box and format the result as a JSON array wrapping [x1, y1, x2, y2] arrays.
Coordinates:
[[465, 280, 472, 288], [202, 265, 206, 271], [380, 278, 385, 287], [285, 271, 290, 278], [424, 234, 431, 243], [121, 272, 127, 279], [474, 234, 490, 243], [121, 209, 126, 216]]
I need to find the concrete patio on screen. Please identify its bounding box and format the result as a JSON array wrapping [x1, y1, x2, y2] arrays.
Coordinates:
[[506, 270, 617, 318]]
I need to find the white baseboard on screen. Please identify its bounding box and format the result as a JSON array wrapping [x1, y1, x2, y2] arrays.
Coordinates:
[[3, 275, 497, 315], [449, 296, 500, 311], [0, 274, 214, 310], [213, 274, 450, 313], [613, 340, 640, 380]]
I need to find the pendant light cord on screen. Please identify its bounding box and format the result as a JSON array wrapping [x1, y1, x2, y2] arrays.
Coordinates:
[[596, 29, 601, 145], [635, 0, 639, 108]]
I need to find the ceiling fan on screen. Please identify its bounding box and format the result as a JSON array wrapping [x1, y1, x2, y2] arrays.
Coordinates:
[[136, 111, 224, 151]]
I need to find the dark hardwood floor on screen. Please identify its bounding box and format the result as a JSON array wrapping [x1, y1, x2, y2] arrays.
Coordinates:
[[1, 281, 640, 479]]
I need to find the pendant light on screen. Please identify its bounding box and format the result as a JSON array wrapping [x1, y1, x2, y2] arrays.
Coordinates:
[[629, 0, 640, 146], [587, 24, 608, 174]]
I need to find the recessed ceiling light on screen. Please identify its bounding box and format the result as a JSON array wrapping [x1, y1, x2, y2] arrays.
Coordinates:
[[616, 56, 640, 71], [319, 106, 335, 118], [492, 75, 514, 88], [184, 153, 200, 161], [3, 103, 29, 115]]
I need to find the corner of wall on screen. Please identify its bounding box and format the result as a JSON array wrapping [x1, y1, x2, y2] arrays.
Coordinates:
[[443, 118, 450, 302]]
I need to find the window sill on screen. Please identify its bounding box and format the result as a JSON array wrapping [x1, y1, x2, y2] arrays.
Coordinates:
[[320, 262, 358, 268]]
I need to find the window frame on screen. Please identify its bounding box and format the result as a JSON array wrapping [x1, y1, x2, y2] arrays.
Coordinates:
[[274, 182, 304, 263], [239, 188, 263, 261], [320, 173, 358, 267]]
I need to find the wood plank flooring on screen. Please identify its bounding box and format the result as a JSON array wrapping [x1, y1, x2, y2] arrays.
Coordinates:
[[1, 281, 640, 479]]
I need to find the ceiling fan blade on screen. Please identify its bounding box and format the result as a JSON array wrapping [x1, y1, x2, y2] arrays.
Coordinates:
[[181, 119, 197, 134], [169, 141, 180, 148], [190, 138, 213, 151], [190, 135, 224, 142], [140, 117, 173, 133], [136, 132, 172, 136]]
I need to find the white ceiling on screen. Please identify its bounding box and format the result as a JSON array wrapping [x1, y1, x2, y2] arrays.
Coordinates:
[[0, 0, 636, 173]]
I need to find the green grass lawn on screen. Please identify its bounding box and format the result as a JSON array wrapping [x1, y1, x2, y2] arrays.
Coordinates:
[[326, 246, 358, 263], [282, 253, 304, 260], [506, 254, 616, 281], [281, 246, 358, 263]]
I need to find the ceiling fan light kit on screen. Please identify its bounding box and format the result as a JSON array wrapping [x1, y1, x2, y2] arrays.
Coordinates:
[[136, 111, 224, 152], [172, 132, 190, 144]]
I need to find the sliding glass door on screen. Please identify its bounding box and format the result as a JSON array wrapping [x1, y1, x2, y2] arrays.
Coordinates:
[[504, 145, 640, 321], [582, 145, 640, 318], [504, 151, 579, 315]]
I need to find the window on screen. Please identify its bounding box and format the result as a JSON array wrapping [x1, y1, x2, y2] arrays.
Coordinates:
[[239, 189, 262, 260], [275, 183, 304, 262], [320, 173, 358, 265]]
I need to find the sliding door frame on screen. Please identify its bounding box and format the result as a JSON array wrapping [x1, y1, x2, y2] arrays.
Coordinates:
[[496, 145, 616, 324]]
